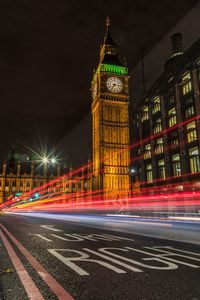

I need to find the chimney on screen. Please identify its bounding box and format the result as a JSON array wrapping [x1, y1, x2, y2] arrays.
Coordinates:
[[171, 33, 183, 57]]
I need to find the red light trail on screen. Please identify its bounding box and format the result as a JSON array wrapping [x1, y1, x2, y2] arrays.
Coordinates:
[[1, 115, 200, 214]]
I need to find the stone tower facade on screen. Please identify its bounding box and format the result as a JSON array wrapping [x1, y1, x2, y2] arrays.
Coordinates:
[[91, 18, 130, 200]]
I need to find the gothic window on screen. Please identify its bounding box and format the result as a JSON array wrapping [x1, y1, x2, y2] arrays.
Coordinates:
[[144, 144, 151, 159], [185, 106, 194, 119], [146, 164, 153, 183], [141, 106, 149, 122], [181, 72, 192, 95], [153, 117, 162, 134], [168, 107, 177, 127], [158, 159, 166, 179], [155, 138, 164, 155], [189, 147, 200, 173], [172, 154, 181, 177], [187, 121, 197, 143], [152, 96, 161, 114], [171, 138, 179, 149]]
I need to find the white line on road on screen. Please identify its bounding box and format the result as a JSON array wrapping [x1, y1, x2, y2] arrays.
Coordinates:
[[40, 225, 63, 232]]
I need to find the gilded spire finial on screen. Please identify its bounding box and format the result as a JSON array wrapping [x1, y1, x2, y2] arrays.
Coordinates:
[[106, 16, 110, 28]]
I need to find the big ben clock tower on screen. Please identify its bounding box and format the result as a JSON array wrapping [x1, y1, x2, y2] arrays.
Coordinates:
[[91, 17, 130, 200]]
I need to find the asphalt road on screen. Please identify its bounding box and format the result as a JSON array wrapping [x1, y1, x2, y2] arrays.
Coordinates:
[[0, 213, 200, 300]]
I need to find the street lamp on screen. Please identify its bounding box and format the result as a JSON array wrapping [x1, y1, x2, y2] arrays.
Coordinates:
[[51, 158, 56, 164], [130, 168, 136, 174], [42, 157, 49, 164]]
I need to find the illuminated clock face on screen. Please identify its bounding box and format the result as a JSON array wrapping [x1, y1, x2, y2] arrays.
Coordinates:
[[106, 77, 123, 93], [93, 82, 97, 99]]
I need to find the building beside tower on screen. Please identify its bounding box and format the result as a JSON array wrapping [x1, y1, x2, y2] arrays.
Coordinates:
[[91, 18, 130, 200], [0, 149, 92, 204], [132, 33, 200, 193]]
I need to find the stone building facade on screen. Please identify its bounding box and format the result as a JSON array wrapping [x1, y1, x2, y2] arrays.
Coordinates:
[[132, 33, 200, 193]]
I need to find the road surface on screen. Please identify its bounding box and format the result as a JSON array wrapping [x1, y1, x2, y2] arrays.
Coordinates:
[[0, 212, 200, 300]]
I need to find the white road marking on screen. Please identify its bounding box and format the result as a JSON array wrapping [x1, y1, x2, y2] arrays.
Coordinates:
[[98, 247, 178, 270], [48, 249, 126, 276], [40, 225, 62, 232], [50, 234, 84, 242], [126, 247, 200, 268], [152, 246, 200, 257], [71, 234, 99, 241], [47, 245, 200, 276], [144, 247, 200, 262], [83, 248, 143, 272], [103, 234, 134, 241]]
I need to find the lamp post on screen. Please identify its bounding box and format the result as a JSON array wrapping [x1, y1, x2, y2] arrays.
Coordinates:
[[42, 157, 49, 183], [129, 166, 141, 197]]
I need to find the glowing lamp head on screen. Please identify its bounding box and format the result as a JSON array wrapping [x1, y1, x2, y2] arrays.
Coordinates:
[[51, 158, 56, 164], [42, 157, 48, 164]]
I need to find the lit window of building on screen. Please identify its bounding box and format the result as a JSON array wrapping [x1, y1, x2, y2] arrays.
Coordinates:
[[146, 164, 153, 183], [187, 121, 197, 143], [168, 107, 177, 127], [189, 147, 200, 173], [152, 96, 161, 114], [171, 138, 179, 149], [153, 117, 162, 134], [172, 154, 181, 177], [155, 138, 164, 155], [181, 72, 192, 95], [144, 144, 151, 159], [141, 106, 149, 122], [158, 159, 166, 179], [185, 106, 194, 118]]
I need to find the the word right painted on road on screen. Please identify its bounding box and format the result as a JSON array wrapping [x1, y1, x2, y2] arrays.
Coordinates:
[[48, 245, 200, 276]]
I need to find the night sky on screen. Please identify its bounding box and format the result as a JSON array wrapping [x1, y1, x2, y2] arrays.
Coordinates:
[[0, 0, 198, 163]]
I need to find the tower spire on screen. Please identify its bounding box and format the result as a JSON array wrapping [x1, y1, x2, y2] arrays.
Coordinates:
[[106, 16, 110, 28], [104, 16, 115, 46], [100, 17, 123, 65]]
